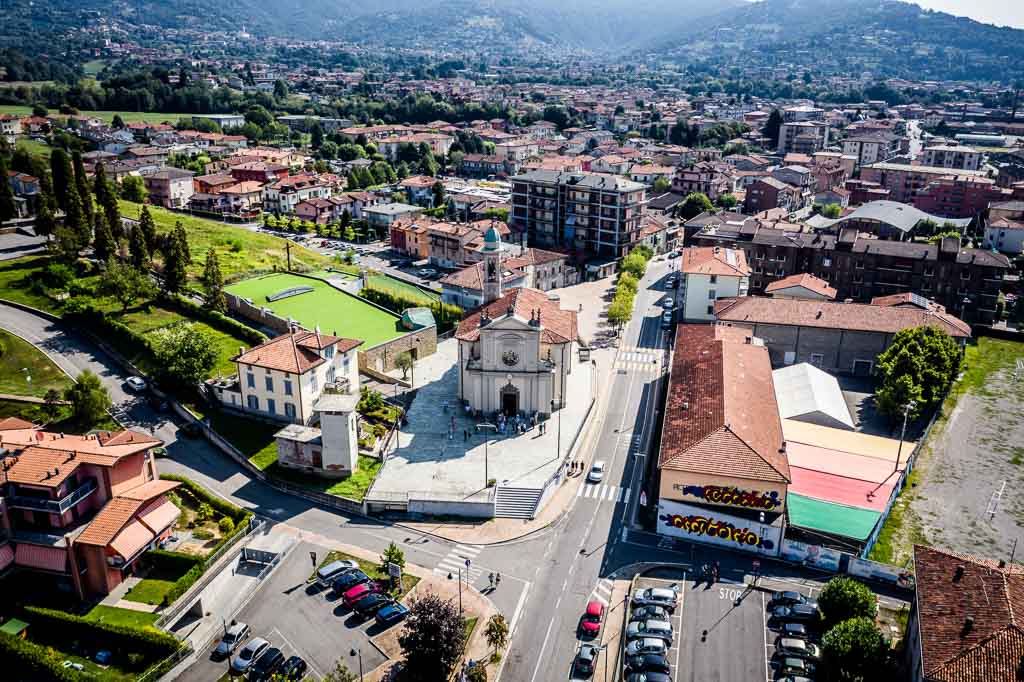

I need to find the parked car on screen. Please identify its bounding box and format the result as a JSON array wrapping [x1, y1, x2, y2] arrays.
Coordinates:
[[580, 600, 604, 636], [775, 677, 814, 682], [342, 581, 381, 609], [669, 250, 682, 258], [769, 603, 820, 626], [660, 311, 673, 328], [631, 587, 678, 613], [125, 376, 147, 392], [354, 593, 393, 619], [230, 637, 269, 674], [624, 638, 668, 657], [375, 602, 410, 627], [771, 654, 817, 677], [624, 653, 671, 674], [213, 622, 249, 659], [332, 570, 370, 595], [625, 619, 673, 643], [779, 622, 813, 641], [249, 647, 285, 681], [418, 268, 437, 278], [575, 643, 599, 676], [774, 637, 822, 661], [768, 591, 818, 611], [587, 461, 606, 483], [279, 656, 307, 680], [630, 606, 669, 622], [661, 297, 674, 309], [316, 559, 359, 588], [625, 672, 671, 682]]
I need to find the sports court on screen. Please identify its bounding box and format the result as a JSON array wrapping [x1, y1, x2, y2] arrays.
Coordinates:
[[226, 273, 405, 347]]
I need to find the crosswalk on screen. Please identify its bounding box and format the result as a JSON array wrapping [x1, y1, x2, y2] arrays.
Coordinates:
[[433, 543, 484, 583], [590, 577, 615, 606], [615, 345, 664, 374], [576, 483, 630, 502]]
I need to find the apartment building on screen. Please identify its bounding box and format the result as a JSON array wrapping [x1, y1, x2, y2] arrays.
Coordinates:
[[744, 177, 800, 215], [984, 200, 1024, 254], [670, 162, 734, 201], [692, 223, 1010, 325], [0, 418, 179, 599], [509, 170, 646, 261], [679, 246, 751, 322], [142, 167, 195, 209], [860, 162, 988, 203], [922, 145, 984, 171], [842, 132, 903, 167], [263, 174, 331, 214], [777, 122, 830, 155], [913, 175, 1008, 220]]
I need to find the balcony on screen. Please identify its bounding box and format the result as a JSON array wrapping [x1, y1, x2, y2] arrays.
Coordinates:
[[7, 478, 98, 515]]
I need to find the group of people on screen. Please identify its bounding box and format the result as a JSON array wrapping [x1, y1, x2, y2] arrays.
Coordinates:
[[701, 561, 721, 585], [496, 411, 530, 435], [487, 572, 502, 589], [567, 460, 586, 475]]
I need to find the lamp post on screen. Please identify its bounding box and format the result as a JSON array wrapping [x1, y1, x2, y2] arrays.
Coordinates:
[[478, 422, 497, 488], [447, 568, 463, 614], [868, 400, 915, 498], [349, 647, 363, 682], [550, 398, 562, 461]]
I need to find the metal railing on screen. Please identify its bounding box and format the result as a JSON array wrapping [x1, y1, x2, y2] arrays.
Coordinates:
[[6, 478, 99, 515]]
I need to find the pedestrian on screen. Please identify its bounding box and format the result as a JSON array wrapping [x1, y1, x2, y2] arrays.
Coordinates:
[[463, 429, 468, 442], [488, 572, 494, 588], [495, 573, 501, 587]]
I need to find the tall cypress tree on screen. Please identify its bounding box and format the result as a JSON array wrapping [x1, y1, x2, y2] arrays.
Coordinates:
[[163, 221, 191, 293], [139, 205, 158, 254], [202, 248, 226, 313], [31, 157, 56, 213], [71, 151, 93, 227], [93, 162, 120, 235], [93, 212, 116, 263], [35, 202, 57, 240], [0, 157, 16, 224], [63, 181, 87, 249], [129, 223, 150, 271], [50, 149, 74, 213]]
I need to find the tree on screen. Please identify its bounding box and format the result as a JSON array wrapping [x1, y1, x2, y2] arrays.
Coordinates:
[[678, 192, 715, 220], [93, 163, 120, 232], [149, 323, 218, 385], [100, 257, 156, 311], [121, 175, 147, 203], [717, 193, 738, 210], [71, 151, 93, 228], [431, 181, 445, 208], [818, 577, 878, 630], [49, 227, 82, 263], [0, 157, 16, 223], [485, 613, 509, 655], [310, 122, 324, 149], [111, 114, 125, 129], [466, 666, 487, 682], [321, 659, 359, 682], [35, 202, 57, 240], [652, 176, 671, 195], [398, 593, 466, 681], [395, 351, 413, 380], [380, 541, 405, 578], [273, 79, 290, 100], [64, 370, 112, 427], [92, 212, 116, 263], [821, 617, 890, 682], [42, 388, 63, 423], [763, 108, 784, 148], [874, 326, 961, 420], [203, 248, 226, 313], [620, 252, 647, 279], [138, 204, 158, 254], [129, 224, 150, 271], [607, 297, 633, 330], [821, 202, 843, 219], [50, 149, 73, 212], [163, 221, 191, 293]]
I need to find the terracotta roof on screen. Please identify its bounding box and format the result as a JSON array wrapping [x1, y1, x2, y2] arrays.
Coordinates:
[[441, 262, 526, 290], [914, 545, 1024, 682], [234, 330, 361, 374], [871, 292, 947, 312], [659, 325, 790, 483], [400, 175, 437, 188], [764, 273, 838, 300], [76, 497, 146, 546], [456, 288, 579, 345], [119, 479, 180, 502], [0, 417, 34, 431], [715, 296, 971, 338], [681, 247, 751, 277], [505, 248, 567, 269]]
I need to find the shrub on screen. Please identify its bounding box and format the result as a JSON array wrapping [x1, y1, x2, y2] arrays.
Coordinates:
[[818, 577, 878, 630], [192, 529, 214, 540], [196, 502, 215, 522], [0, 632, 83, 682], [219, 516, 235, 534], [146, 549, 203, 576], [161, 563, 204, 606], [160, 293, 266, 345]]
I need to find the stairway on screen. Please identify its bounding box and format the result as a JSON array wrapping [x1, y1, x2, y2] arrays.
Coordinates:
[[494, 486, 543, 519]]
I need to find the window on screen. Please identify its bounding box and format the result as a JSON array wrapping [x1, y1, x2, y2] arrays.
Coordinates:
[[284, 380, 293, 396], [708, 289, 717, 300], [327, 367, 336, 383], [310, 374, 318, 392], [324, 345, 334, 359], [706, 305, 714, 315], [247, 395, 259, 410], [265, 376, 274, 392], [810, 353, 824, 367], [709, 275, 717, 284], [267, 399, 276, 415], [284, 403, 296, 419], [246, 373, 255, 388]]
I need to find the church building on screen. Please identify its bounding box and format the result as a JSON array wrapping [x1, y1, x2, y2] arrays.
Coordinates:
[[455, 227, 580, 417]]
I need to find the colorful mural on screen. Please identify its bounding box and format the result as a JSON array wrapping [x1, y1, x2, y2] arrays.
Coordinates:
[[657, 499, 782, 557], [676, 484, 782, 511]]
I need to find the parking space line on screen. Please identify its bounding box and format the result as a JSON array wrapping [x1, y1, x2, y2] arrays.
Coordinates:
[[762, 592, 771, 682], [271, 627, 322, 680]]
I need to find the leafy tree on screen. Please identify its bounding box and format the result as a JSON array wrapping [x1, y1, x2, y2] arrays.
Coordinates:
[[466, 667, 487, 682], [678, 192, 715, 220], [485, 613, 509, 655], [321, 659, 359, 682], [42, 388, 63, 423], [310, 122, 324, 149], [149, 322, 218, 385], [49, 227, 81, 263], [632, 243, 654, 261], [0, 157, 16, 223], [717, 193, 738, 210], [121, 175, 148, 203], [607, 297, 633, 330], [380, 541, 406, 577], [202, 248, 226, 313], [111, 114, 125, 129], [273, 79, 289, 100], [395, 351, 413, 379], [618, 272, 639, 296], [64, 370, 112, 427], [398, 593, 467, 681], [874, 326, 961, 420], [92, 212, 116, 263], [652, 176, 671, 194], [821, 203, 843, 219], [762, 108, 783, 148], [821, 617, 890, 682], [431, 181, 445, 208], [129, 224, 150, 271], [35, 202, 57, 240], [49, 149, 74, 213], [818, 577, 878, 630], [93, 163, 120, 232], [138, 204, 158, 253], [71, 151, 93, 227], [928, 230, 962, 245], [100, 257, 156, 311], [163, 221, 191, 293], [620, 252, 647, 279]]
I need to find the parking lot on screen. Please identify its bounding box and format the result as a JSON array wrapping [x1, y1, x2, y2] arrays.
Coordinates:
[[178, 541, 389, 681]]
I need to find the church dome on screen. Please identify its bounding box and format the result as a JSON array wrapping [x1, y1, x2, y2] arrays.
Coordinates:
[[482, 225, 503, 252]]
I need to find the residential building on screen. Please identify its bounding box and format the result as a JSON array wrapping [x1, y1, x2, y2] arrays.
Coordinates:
[[442, 247, 574, 308], [400, 175, 439, 207], [212, 330, 362, 425], [366, 202, 424, 231], [783, 106, 825, 122], [263, 175, 330, 214], [714, 296, 970, 374], [679, 247, 751, 322], [460, 154, 514, 178], [656, 325, 789, 556], [229, 161, 290, 184], [671, 162, 733, 201], [745, 177, 800, 215], [777, 122, 830, 155], [842, 132, 903, 167], [376, 133, 454, 163], [196, 114, 246, 129], [629, 165, 676, 187], [983, 200, 1024, 254], [509, 170, 646, 262], [143, 167, 195, 209], [912, 175, 1008, 220], [860, 162, 988, 204], [921, 145, 984, 171], [0, 114, 23, 143], [441, 261, 529, 309], [764, 273, 837, 301], [0, 418, 179, 599]]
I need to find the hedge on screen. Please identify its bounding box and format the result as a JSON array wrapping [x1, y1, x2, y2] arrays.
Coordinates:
[[160, 293, 266, 345], [147, 548, 203, 576], [161, 563, 206, 607], [21, 606, 180, 669], [359, 284, 463, 334], [160, 474, 249, 526], [0, 632, 85, 682]]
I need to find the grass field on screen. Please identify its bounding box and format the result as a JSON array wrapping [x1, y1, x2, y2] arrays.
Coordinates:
[[119, 201, 330, 282], [0, 256, 62, 314], [368, 273, 440, 303], [226, 273, 404, 347], [0, 105, 196, 125], [82, 59, 109, 76], [15, 136, 56, 159], [0, 329, 72, 397], [205, 409, 281, 471], [83, 605, 159, 630]]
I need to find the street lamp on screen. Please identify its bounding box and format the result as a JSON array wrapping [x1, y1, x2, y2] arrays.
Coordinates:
[[868, 400, 915, 498], [478, 422, 497, 488], [550, 398, 562, 461], [447, 568, 463, 614], [349, 647, 363, 682]]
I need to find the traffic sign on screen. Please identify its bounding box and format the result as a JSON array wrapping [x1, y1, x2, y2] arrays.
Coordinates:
[[309, 551, 317, 567], [465, 558, 471, 569]]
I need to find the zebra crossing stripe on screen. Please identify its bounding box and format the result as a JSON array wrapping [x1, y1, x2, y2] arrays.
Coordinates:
[[455, 544, 482, 556]]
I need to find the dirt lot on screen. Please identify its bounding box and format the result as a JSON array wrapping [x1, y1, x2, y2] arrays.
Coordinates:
[[875, 337, 1024, 566]]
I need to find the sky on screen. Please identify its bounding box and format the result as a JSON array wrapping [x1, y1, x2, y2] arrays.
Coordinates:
[[906, 1, 1024, 28]]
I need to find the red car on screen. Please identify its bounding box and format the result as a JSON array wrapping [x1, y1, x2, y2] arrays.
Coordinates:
[[343, 581, 381, 608], [580, 600, 604, 636]]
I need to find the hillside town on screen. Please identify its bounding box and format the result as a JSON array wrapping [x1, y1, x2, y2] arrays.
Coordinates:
[[2, 2, 1024, 681]]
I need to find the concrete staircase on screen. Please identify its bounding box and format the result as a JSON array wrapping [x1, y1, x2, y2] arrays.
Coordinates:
[[494, 486, 543, 519]]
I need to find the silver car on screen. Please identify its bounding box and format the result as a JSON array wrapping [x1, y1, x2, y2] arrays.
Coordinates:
[[625, 619, 673, 643], [213, 622, 249, 659], [624, 637, 668, 657], [230, 637, 269, 674]]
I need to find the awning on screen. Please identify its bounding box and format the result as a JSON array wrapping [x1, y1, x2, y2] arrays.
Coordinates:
[[789, 466, 894, 513], [0, 544, 14, 572], [14, 543, 68, 573], [787, 493, 882, 542], [109, 520, 155, 560], [138, 500, 180, 536]]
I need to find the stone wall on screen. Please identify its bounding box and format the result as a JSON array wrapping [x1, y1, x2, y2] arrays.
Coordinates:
[[359, 325, 438, 373], [225, 292, 294, 335]]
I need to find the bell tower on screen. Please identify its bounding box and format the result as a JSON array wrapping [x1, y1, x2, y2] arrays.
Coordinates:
[[481, 223, 505, 304]]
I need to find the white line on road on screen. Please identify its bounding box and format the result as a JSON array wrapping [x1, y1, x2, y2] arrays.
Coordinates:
[[762, 591, 770, 682], [529, 601, 560, 682]]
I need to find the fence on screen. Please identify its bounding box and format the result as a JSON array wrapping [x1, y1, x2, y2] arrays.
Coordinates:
[[135, 641, 195, 682]]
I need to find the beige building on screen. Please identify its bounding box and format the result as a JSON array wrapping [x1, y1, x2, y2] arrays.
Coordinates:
[[679, 246, 750, 322], [143, 167, 195, 209]]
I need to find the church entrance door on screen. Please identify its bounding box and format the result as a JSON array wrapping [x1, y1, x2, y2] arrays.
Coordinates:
[[501, 385, 519, 416]]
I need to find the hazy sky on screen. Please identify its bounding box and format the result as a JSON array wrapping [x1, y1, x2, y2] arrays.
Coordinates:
[[907, 1, 1024, 28]]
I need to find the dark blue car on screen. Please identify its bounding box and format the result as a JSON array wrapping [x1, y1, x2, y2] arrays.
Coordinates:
[[332, 570, 370, 595], [375, 602, 410, 626]]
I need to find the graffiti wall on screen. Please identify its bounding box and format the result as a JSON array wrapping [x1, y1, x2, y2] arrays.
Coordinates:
[[675, 484, 783, 511], [779, 538, 844, 572], [657, 499, 781, 557], [848, 557, 916, 590]]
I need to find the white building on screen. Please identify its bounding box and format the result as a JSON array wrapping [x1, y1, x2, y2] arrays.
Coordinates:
[[842, 132, 902, 167], [213, 330, 362, 425], [921, 145, 983, 171], [274, 392, 360, 478], [983, 219, 1024, 255], [679, 246, 750, 322]]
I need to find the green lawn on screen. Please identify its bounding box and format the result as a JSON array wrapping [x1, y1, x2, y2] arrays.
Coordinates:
[[119, 201, 330, 282], [0, 105, 198, 125], [83, 605, 160, 630], [122, 579, 177, 606], [368, 273, 440, 303], [15, 136, 56, 159], [82, 59, 109, 76], [205, 409, 281, 470], [312, 549, 420, 599], [226, 273, 404, 347], [267, 455, 382, 501], [0, 256, 63, 314], [464, 616, 479, 644], [0, 329, 72, 397]]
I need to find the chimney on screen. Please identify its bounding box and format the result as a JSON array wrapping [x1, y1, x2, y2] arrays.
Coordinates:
[[239, 346, 246, 356], [1000, 559, 1007, 568], [954, 565, 965, 582]]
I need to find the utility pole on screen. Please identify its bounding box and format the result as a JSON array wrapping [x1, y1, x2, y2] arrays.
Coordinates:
[[284, 240, 293, 272]]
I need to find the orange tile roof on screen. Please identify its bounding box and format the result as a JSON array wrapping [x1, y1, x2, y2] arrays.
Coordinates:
[[681, 247, 751, 277], [764, 273, 838, 299], [76, 497, 145, 546], [659, 325, 790, 483], [119, 479, 180, 502], [234, 330, 362, 373], [456, 288, 579, 345]]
